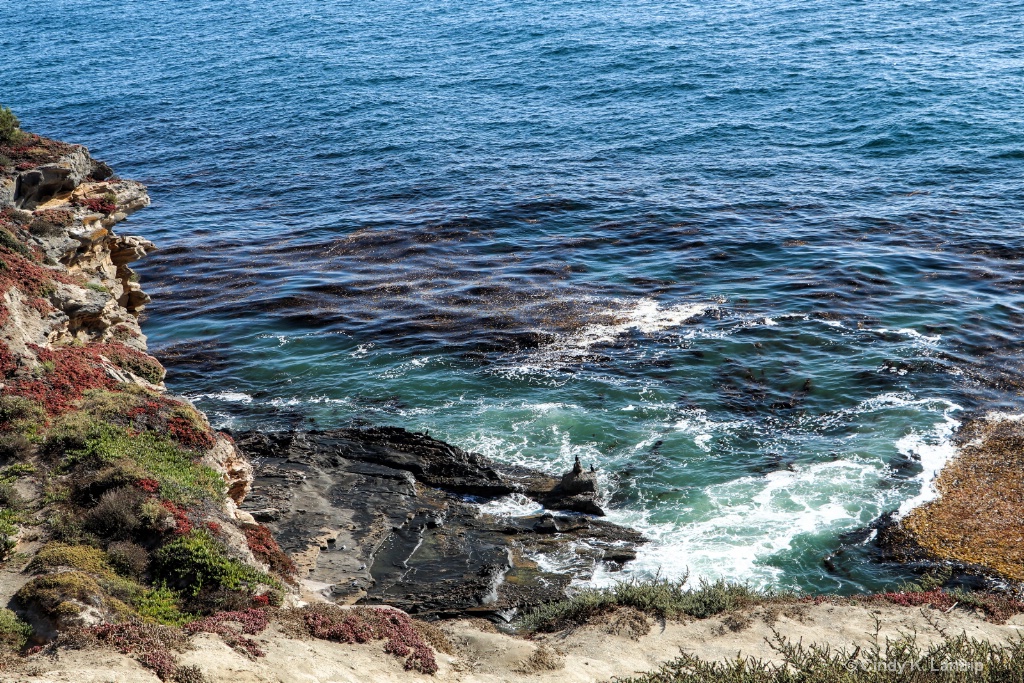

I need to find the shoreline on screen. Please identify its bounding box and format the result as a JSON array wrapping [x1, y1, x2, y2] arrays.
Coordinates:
[[2, 126, 1023, 679]]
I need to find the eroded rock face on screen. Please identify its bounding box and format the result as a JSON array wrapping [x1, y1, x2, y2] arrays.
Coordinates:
[[236, 428, 644, 619], [12, 147, 91, 210], [201, 434, 255, 506], [0, 146, 158, 385]]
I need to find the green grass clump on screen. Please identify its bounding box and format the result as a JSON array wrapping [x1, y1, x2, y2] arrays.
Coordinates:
[[0, 228, 33, 259], [1, 463, 37, 478], [0, 508, 21, 560], [133, 584, 193, 626], [520, 577, 775, 633], [55, 421, 223, 503], [617, 630, 1024, 683], [153, 530, 277, 597], [0, 608, 31, 651], [0, 396, 45, 437]]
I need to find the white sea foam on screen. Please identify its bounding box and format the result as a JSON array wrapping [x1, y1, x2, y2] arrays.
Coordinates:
[[594, 458, 886, 587], [496, 298, 712, 375], [673, 408, 746, 452], [982, 411, 1024, 423], [894, 415, 959, 517], [557, 299, 711, 354], [267, 395, 351, 407], [869, 327, 941, 344], [590, 393, 961, 587], [350, 343, 374, 358], [190, 391, 254, 404], [477, 493, 544, 518]]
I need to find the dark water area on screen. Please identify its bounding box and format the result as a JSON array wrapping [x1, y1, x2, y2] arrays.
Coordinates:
[[5, 0, 1024, 592]]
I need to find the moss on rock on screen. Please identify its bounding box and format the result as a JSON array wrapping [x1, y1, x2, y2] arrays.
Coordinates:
[[902, 417, 1024, 581]]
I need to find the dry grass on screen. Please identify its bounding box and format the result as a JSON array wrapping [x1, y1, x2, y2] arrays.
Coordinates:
[[515, 644, 564, 673], [901, 416, 1024, 580]]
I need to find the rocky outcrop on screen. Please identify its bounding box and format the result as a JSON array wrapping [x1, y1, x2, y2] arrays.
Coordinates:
[[542, 455, 603, 516], [0, 165, 156, 364], [0, 139, 260, 614], [236, 428, 644, 618]]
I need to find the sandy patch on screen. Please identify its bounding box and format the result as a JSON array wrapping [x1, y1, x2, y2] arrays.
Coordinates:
[[3, 603, 1023, 683]]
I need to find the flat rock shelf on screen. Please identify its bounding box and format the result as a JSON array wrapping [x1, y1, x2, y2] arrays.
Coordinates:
[[235, 427, 645, 619]]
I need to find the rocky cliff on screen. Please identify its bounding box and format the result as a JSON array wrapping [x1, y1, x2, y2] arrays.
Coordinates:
[[0, 132, 276, 643]]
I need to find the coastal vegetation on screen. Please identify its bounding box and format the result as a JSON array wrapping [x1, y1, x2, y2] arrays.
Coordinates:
[[520, 576, 780, 633], [0, 124, 296, 679], [901, 416, 1024, 581], [617, 630, 1024, 683], [519, 574, 1024, 636], [0, 106, 23, 145]]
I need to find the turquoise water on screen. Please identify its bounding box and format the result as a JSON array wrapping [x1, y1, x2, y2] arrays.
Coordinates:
[[5, 0, 1024, 592]]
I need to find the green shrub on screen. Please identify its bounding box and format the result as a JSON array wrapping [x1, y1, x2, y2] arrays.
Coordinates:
[[29, 217, 64, 237], [0, 106, 23, 145], [0, 396, 44, 436], [0, 433, 33, 462], [1, 463, 37, 478], [133, 584, 192, 626], [72, 460, 148, 506], [44, 511, 85, 544], [0, 480, 22, 510], [172, 665, 212, 683], [15, 571, 131, 622], [0, 608, 31, 651], [617, 630, 1024, 683], [107, 541, 150, 577], [0, 508, 19, 560], [520, 577, 776, 633], [152, 530, 275, 597], [0, 228, 32, 259]]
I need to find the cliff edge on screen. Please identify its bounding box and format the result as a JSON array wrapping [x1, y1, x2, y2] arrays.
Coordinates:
[[0, 127, 285, 656]]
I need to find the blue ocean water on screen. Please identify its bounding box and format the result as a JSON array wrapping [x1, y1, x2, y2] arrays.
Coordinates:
[[5, 0, 1024, 593]]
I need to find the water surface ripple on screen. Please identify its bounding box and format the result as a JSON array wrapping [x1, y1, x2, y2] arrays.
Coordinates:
[[5, 0, 1024, 592]]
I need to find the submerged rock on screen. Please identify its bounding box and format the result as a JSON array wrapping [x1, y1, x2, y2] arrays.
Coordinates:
[[236, 428, 644, 618]]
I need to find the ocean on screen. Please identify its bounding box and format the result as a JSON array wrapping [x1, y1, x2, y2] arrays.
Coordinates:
[[5, 0, 1024, 593]]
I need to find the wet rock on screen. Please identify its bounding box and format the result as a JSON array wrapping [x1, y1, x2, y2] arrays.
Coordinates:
[[236, 428, 645, 618], [533, 514, 559, 534], [561, 456, 598, 494], [538, 456, 605, 516]]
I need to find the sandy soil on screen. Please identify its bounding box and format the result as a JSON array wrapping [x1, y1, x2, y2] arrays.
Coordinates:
[[4, 603, 1024, 683]]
